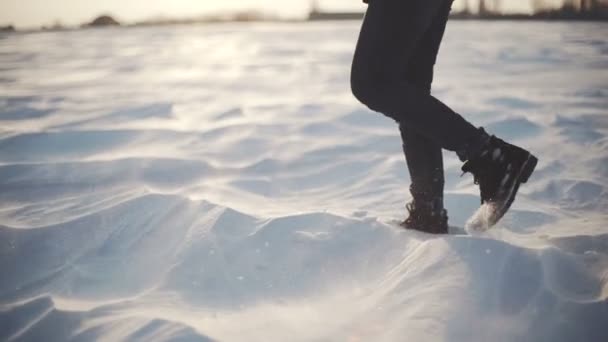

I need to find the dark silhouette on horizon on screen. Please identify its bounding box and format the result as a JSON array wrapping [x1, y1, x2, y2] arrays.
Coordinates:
[[0, 25, 15, 32], [85, 15, 121, 27]]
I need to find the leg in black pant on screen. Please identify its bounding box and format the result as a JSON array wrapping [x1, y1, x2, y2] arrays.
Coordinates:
[[353, 0, 456, 232], [400, 0, 453, 215], [351, 0, 484, 160]]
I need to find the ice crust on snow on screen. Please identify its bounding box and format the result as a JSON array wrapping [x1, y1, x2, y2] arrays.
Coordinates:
[[1, 21, 608, 341]]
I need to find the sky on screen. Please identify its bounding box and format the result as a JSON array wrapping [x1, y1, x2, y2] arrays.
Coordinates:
[[0, 0, 565, 29]]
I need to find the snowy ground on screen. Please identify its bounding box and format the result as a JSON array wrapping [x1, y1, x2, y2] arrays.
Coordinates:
[[1, 21, 607, 341]]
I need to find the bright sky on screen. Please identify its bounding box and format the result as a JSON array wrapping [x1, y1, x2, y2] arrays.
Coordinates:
[[0, 0, 563, 28]]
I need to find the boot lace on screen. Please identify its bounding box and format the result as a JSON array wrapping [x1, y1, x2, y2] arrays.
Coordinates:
[[461, 154, 498, 204]]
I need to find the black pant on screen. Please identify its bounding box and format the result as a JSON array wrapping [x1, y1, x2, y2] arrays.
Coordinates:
[[351, 0, 482, 204]]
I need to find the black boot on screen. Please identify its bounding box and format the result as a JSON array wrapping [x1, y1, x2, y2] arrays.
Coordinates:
[[400, 199, 448, 234], [461, 133, 538, 227], [399, 123, 448, 234]]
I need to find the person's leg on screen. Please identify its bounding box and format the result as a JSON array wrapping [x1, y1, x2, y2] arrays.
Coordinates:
[[352, 0, 539, 230], [400, 125, 444, 208], [351, 0, 484, 161], [399, 0, 454, 212]]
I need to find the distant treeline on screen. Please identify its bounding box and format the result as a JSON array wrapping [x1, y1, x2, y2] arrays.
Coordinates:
[[3, 1, 607, 33], [132, 10, 279, 27], [3, 11, 284, 33], [451, 0, 608, 20], [309, 0, 608, 21]]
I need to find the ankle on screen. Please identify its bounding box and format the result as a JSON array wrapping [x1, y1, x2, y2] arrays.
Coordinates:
[[407, 197, 445, 216], [457, 127, 491, 162]]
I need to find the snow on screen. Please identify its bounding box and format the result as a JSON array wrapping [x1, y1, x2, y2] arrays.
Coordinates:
[[1, 21, 607, 341]]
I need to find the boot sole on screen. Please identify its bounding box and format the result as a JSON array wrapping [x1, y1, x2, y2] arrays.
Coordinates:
[[519, 154, 538, 184], [490, 153, 538, 226]]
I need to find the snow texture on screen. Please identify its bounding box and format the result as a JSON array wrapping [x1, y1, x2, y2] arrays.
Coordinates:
[[1, 21, 607, 342]]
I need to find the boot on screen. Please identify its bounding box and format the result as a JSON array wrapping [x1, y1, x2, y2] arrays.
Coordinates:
[[461, 132, 538, 227], [400, 198, 448, 234]]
